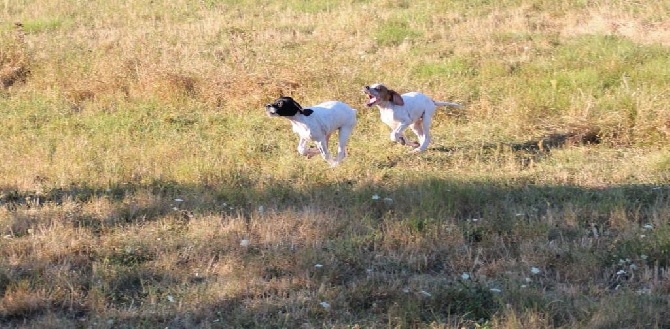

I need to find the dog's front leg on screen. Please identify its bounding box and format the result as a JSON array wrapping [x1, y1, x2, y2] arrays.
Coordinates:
[[391, 123, 412, 145]]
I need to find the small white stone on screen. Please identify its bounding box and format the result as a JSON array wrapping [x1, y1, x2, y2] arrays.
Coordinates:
[[371, 194, 380, 200], [174, 198, 184, 202], [240, 239, 250, 247], [530, 267, 541, 275], [315, 264, 323, 268], [319, 301, 330, 309], [461, 273, 470, 280], [167, 295, 175, 303]]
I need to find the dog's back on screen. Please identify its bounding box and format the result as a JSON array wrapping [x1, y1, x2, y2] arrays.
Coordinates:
[[395, 92, 437, 120], [307, 101, 357, 132]]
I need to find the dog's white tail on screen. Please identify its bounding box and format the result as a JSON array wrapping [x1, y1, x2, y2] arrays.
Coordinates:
[[434, 100, 463, 108]]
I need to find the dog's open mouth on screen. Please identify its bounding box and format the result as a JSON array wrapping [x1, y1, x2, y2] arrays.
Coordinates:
[[365, 93, 377, 107]]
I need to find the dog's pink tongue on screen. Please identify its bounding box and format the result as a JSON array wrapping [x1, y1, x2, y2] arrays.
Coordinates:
[[366, 96, 377, 107]]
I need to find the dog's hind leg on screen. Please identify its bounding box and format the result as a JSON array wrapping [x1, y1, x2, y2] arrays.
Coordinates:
[[413, 115, 432, 152], [409, 121, 425, 149], [334, 125, 354, 163]]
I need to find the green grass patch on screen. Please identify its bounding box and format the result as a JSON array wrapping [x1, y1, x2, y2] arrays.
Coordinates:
[[413, 57, 478, 79], [374, 19, 422, 47], [282, 0, 339, 13], [21, 17, 71, 33]]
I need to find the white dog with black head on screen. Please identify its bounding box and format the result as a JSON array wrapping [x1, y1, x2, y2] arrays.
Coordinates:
[[363, 83, 462, 152], [265, 96, 357, 167]]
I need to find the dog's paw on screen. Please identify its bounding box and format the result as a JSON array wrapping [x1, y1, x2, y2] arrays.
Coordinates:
[[328, 160, 340, 167], [391, 132, 405, 144], [410, 147, 425, 153], [406, 141, 420, 148]]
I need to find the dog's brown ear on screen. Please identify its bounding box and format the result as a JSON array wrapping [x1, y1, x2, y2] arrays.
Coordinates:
[[390, 90, 404, 106]]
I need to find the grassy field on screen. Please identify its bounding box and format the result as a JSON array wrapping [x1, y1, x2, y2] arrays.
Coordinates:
[[2, 0, 670, 328]]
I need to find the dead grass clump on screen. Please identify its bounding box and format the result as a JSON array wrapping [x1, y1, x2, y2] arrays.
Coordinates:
[[196, 72, 304, 110], [164, 72, 198, 97], [0, 280, 47, 320], [538, 125, 602, 151], [130, 70, 202, 104], [563, 9, 670, 46], [60, 66, 136, 112], [1, 23, 30, 89], [63, 88, 97, 111], [1, 65, 29, 88]]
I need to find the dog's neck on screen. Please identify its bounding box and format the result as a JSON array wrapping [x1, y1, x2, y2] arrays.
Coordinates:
[[285, 112, 312, 122], [285, 112, 315, 130], [374, 100, 395, 110]]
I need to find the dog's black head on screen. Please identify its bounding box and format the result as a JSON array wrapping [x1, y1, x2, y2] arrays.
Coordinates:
[[265, 96, 313, 117]]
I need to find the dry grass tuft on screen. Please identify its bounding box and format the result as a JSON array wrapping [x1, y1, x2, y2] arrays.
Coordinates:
[[1, 23, 30, 89]]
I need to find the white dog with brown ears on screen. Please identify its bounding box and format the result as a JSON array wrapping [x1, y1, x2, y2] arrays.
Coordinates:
[[363, 83, 462, 152], [265, 96, 357, 167]]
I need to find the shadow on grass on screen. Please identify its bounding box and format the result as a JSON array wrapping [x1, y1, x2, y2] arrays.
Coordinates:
[[430, 125, 602, 166], [1, 174, 670, 327]]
